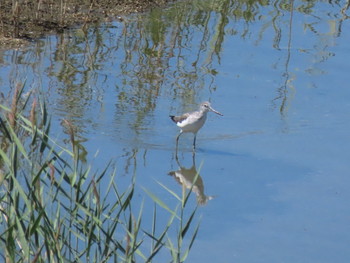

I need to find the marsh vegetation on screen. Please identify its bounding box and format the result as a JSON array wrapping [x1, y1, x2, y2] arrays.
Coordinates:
[[0, 0, 171, 47], [0, 86, 199, 262]]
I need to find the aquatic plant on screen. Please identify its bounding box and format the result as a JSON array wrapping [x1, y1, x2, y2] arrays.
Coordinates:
[[0, 86, 199, 262]]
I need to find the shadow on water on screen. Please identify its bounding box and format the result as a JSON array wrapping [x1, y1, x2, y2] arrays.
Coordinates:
[[173, 130, 263, 156]]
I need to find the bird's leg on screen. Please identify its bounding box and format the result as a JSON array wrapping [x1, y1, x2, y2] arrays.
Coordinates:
[[192, 150, 196, 167], [176, 132, 182, 151], [193, 134, 197, 151], [175, 148, 180, 166]]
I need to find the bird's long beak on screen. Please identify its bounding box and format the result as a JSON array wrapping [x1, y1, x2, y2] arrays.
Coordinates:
[[209, 106, 223, 116]]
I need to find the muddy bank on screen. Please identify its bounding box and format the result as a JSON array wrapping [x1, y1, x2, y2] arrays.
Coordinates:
[[0, 0, 172, 48]]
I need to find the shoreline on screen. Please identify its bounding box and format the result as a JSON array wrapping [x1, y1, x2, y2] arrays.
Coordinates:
[[0, 0, 172, 48]]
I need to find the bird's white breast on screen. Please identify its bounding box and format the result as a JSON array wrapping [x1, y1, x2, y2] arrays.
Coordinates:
[[177, 113, 207, 133]]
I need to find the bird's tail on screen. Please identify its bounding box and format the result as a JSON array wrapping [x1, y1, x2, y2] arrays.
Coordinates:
[[169, 116, 176, 123]]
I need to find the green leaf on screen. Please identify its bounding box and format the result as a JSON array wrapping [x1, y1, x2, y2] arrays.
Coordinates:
[[181, 222, 200, 262], [156, 180, 181, 202], [30, 210, 45, 236], [181, 207, 197, 239], [7, 123, 29, 161], [0, 148, 11, 166], [14, 208, 30, 259], [142, 188, 179, 220]]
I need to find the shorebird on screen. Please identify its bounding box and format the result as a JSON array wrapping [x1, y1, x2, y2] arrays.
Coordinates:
[[170, 101, 223, 149]]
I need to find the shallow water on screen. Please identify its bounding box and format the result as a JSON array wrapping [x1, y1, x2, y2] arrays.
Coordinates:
[[1, 0, 350, 262]]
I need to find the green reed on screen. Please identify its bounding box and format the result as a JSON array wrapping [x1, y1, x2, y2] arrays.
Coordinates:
[[0, 86, 199, 262]]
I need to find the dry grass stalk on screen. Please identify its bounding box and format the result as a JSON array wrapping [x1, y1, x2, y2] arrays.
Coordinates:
[[91, 178, 100, 206], [62, 119, 75, 146], [49, 163, 55, 185], [30, 97, 37, 129], [8, 85, 19, 128]]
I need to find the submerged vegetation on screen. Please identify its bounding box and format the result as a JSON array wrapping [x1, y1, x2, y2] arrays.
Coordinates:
[[0, 86, 199, 262]]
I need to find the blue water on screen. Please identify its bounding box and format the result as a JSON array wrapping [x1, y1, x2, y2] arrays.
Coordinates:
[[1, 0, 350, 262]]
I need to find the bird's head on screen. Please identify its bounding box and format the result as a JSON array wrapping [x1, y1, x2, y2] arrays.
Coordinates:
[[200, 101, 223, 116]]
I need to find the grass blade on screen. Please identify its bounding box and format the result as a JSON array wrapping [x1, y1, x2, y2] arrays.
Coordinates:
[[142, 187, 179, 220]]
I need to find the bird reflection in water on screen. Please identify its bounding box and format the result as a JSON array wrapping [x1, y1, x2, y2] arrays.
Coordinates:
[[168, 151, 214, 206]]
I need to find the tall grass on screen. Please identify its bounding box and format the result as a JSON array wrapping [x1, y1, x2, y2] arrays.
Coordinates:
[[0, 86, 199, 262]]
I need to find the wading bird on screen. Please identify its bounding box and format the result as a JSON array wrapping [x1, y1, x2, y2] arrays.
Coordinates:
[[170, 101, 223, 149]]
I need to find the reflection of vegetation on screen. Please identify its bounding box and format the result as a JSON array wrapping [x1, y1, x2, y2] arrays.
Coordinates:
[[272, 0, 296, 117], [44, 0, 349, 125], [1, 0, 349, 157], [0, 87, 199, 262]]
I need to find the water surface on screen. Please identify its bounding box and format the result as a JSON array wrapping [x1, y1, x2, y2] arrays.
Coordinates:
[[1, 0, 350, 262]]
